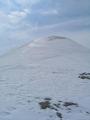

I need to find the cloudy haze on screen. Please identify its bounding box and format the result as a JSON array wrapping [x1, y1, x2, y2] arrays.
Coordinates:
[[0, 0, 90, 55]]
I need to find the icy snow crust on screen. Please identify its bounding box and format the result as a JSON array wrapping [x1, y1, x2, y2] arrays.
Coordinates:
[[0, 36, 90, 120]]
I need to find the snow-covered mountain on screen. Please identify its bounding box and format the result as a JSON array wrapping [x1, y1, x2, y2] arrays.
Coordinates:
[[0, 36, 90, 120]]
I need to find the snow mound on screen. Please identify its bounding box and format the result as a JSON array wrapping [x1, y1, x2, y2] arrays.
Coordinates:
[[0, 36, 90, 120]]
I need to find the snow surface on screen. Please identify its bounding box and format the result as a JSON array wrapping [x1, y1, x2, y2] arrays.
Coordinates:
[[0, 36, 90, 120]]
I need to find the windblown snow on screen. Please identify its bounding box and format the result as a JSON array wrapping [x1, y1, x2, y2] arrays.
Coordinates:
[[0, 36, 90, 120]]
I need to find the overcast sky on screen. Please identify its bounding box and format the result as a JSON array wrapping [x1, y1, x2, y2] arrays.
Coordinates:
[[0, 0, 90, 55]]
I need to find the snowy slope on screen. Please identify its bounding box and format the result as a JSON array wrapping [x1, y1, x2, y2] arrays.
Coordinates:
[[0, 36, 90, 120]]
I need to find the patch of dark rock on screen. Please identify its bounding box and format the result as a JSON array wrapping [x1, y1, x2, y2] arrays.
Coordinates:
[[53, 103, 60, 108], [58, 101, 62, 103], [44, 98, 52, 101], [79, 73, 90, 80], [39, 100, 51, 109], [63, 102, 78, 107], [49, 106, 58, 111], [48, 36, 66, 41], [81, 73, 90, 75], [86, 111, 90, 114], [56, 112, 63, 119]]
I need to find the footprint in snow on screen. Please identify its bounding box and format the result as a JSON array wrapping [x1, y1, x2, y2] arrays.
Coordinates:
[[0, 106, 17, 117], [7, 106, 16, 112], [0, 111, 11, 116]]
